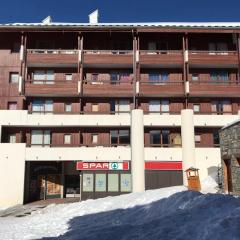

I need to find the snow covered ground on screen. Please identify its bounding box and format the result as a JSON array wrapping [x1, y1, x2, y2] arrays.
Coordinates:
[[0, 182, 239, 239]]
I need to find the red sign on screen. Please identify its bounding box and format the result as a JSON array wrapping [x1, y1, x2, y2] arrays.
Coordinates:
[[145, 162, 182, 170], [76, 162, 129, 171]]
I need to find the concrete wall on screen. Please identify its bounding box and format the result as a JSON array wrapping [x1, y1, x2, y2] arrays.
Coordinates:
[[0, 144, 26, 207]]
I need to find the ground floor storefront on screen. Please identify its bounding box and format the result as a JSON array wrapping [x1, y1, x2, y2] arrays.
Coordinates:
[[24, 161, 183, 203]]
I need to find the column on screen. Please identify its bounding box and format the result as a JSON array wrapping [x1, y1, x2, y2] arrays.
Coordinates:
[[181, 109, 196, 185], [131, 109, 145, 192]]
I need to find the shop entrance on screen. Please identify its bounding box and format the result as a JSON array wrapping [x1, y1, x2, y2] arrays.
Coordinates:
[[38, 174, 61, 200]]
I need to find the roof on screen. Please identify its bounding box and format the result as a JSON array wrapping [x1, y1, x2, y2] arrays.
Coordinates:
[[1, 22, 240, 29], [221, 119, 240, 131]]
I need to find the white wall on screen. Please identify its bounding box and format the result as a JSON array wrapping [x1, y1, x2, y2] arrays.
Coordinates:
[[0, 144, 26, 207]]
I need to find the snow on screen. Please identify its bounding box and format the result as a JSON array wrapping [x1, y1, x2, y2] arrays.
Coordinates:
[[0, 181, 240, 239]]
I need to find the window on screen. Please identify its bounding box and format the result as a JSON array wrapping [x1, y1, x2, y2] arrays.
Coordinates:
[[31, 130, 51, 146], [210, 71, 229, 83], [108, 174, 119, 192], [65, 103, 72, 112], [211, 101, 232, 114], [110, 72, 130, 84], [110, 130, 130, 146], [64, 134, 71, 144], [65, 74, 73, 81], [195, 135, 201, 143], [193, 104, 200, 113], [120, 174, 131, 192], [91, 104, 99, 112], [9, 72, 19, 83], [33, 70, 54, 84], [12, 42, 20, 53], [149, 130, 170, 146], [111, 100, 130, 114], [192, 74, 199, 81], [83, 173, 94, 192], [208, 42, 228, 52], [91, 134, 98, 144], [149, 100, 169, 114], [32, 100, 53, 114], [8, 134, 16, 143], [8, 102, 17, 110], [149, 72, 168, 84], [95, 174, 106, 192], [213, 132, 220, 146]]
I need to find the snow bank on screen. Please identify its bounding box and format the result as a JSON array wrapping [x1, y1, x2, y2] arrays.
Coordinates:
[[0, 185, 240, 240]]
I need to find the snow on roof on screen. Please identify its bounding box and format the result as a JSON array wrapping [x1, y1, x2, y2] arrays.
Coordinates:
[[221, 118, 240, 130], [1, 22, 240, 28]]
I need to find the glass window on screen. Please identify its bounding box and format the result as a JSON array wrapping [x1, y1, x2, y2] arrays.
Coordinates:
[[110, 100, 115, 112], [149, 73, 160, 84], [9, 134, 16, 143], [108, 174, 119, 192], [33, 70, 45, 84], [92, 134, 98, 144], [193, 104, 200, 113], [65, 103, 72, 112], [43, 130, 51, 145], [64, 134, 71, 144], [95, 174, 106, 192], [46, 70, 54, 84], [110, 130, 118, 145], [83, 173, 94, 192], [119, 130, 130, 145], [210, 72, 218, 81], [219, 71, 228, 81], [118, 100, 130, 114], [110, 73, 119, 84], [149, 100, 160, 114], [45, 100, 53, 113], [66, 74, 72, 81], [31, 130, 43, 145], [213, 132, 220, 145], [195, 135, 201, 143], [192, 74, 199, 81], [8, 102, 17, 110], [162, 130, 170, 145], [161, 73, 168, 81], [9, 72, 19, 83], [161, 100, 169, 114], [150, 130, 161, 145], [92, 74, 99, 82], [120, 174, 131, 192], [92, 104, 99, 112]]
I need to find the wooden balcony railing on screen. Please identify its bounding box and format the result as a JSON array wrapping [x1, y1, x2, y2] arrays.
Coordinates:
[[84, 79, 133, 85], [83, 50, 133, 55], [190, 80, 240, 85], [27, 49, 78, 54], [140, 80, 184, 85]]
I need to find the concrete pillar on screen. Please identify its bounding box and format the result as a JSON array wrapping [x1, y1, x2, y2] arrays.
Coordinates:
[[181, 109, 196, 185], [131, 109, 145, 192]]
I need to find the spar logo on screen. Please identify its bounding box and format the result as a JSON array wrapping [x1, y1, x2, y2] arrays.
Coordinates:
[[76, 162, 129, 171], [110, 163, 118, 170]]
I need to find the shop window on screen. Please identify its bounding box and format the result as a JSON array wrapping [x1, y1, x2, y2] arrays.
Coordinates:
[[65, 74, 72, 81], [9, 72, 19, 83], [65, 103, 72, 112], [95, 174, 106, 192], [64, 134, 71, 144], [108, 174, 119, 192], [120, 174, 131, 192], [83, 173, 94, 192]]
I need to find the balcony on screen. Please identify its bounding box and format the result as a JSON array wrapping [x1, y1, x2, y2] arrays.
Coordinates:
[[27, 49, 78, 67], [189, 80, 240, 97], [139, 80, 184, 97], [25, 80, 78, 96], [139, 50, 183, 67], [83, 50, 133, 67], [188, 50, 238, 67], [83, 79, 133, 97]]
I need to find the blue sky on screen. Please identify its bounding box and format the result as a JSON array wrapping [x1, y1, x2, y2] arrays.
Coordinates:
[[1, 0, 240, 23]]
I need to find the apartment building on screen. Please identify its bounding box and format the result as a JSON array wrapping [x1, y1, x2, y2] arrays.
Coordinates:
[[0, 18, 240, 207]]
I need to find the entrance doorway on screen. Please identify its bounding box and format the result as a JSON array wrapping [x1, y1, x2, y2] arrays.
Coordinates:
[[38, 174, 61, 200], [223, 159, 233, 193]]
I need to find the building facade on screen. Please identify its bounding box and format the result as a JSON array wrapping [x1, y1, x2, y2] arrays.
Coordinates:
[[219, 120, 240, 195], [0, 20, 240, 207]]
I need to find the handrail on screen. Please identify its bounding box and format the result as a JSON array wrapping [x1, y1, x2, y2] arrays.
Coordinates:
[[140, 80, 184, 85], [189, 50, 237, 55], [190, 80, 240, 85], [83, 50, 133, 55], [26, 79, 77, 84], [140, 50, 182, 55], [27, 49, 78, 54], [84, 79, 133, 84]]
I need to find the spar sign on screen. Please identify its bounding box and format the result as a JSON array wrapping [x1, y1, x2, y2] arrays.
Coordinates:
[[76, 162, 129, 171]]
